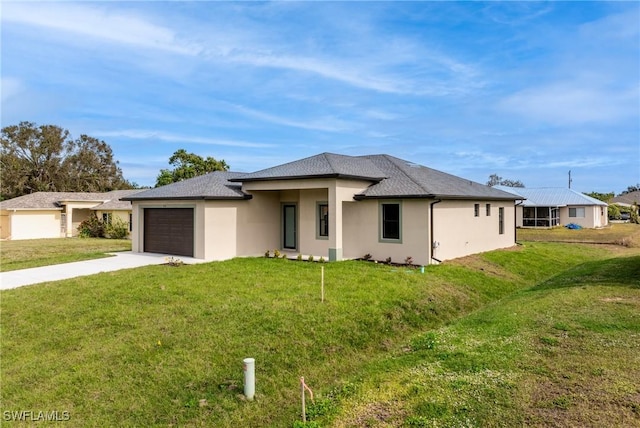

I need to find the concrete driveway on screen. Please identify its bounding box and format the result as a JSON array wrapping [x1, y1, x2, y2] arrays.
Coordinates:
[[0, 252, 208, 290]]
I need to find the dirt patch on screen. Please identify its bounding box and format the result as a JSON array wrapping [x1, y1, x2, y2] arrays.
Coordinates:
[[341, 400, 406, 427], [446, 253, 519, 280], [524, 375, 640, 427]]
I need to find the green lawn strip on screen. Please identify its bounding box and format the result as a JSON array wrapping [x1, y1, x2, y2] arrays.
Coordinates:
[[0, 238, 131, 271], [1, 243, 619, 427], [323, 254, 640, 427], [517, 223, 640, 246]]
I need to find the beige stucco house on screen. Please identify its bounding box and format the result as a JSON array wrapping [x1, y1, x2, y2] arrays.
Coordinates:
[[494, 186, 608, 229], [0, 190, 140, 240], [124, 153, 519, 265]]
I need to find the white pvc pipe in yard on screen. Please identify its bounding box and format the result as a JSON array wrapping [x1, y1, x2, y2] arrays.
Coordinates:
[[243, 358, 255, 401]]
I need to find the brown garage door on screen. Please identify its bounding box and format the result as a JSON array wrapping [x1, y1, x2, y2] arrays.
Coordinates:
[[144, 208, 194, 257]]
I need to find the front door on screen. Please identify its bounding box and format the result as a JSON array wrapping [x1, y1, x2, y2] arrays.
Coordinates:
[[283, 204, 297, 250]]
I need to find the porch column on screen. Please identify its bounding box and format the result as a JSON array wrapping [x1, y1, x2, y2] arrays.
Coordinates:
[[328, 183, 343, 261], [65, 205, 73, 237]]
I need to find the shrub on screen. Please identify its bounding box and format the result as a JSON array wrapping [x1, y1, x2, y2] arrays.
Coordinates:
[[405, 256, 414, 266], [308, 255, 314, 262], [104, 217, 129, 239], [385, 256, 392, 264], [363, 253, 372, 261], [77, 215, 104, 238], [274, 249, 281, 258]]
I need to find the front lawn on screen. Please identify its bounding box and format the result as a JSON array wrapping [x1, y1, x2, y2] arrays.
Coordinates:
[[1, 241, 635, 427], [0, 238, 131, 272]]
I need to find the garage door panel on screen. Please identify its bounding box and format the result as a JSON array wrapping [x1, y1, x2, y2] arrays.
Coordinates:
[[144, 208, 194, 257]]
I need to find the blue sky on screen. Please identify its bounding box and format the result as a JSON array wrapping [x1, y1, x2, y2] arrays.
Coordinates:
[[2, 1, 639, 193]]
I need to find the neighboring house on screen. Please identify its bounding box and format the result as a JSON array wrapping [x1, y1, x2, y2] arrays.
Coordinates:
[[494, 186, 608, 229], [124, 153, 519, 265], [611, 191, 640, 210], [0, 190, 141, 240]]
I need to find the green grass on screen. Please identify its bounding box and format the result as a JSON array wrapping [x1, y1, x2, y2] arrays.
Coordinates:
[[2, 241, 635, 427], [517, 222, 640, 247], [0, 238, 132, 272], [324, 251, 640, 427]]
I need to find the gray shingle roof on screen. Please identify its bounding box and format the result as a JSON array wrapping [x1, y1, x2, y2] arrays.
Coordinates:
[[0, 191, 140, 210], [123, 171, 249, 200], [611, 190, 640, 206], [355, 155, 519, 200], [92, 190, 145, 210], [494, 186, 607, 207], [123, 153, 519, 201], [229, 153, 387, 182]]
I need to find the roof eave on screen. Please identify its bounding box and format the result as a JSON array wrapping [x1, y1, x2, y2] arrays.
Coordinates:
[[123, 194, 252, 202], [354, 193, 519, 201], [229, 173, 385, 183]]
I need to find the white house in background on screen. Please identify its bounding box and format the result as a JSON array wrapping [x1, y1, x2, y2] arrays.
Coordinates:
[[124, 153, 520, 265], [494, 186, 608, 229], [0, 190, 141, 240]]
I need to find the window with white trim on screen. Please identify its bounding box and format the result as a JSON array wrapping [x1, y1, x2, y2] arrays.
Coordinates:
[[569, 207, 585, 218]]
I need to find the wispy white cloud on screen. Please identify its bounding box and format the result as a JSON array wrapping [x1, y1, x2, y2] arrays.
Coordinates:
[[2, 3, 200, 55], [228, 103, 353, 133], [454, 150, 511, 167], [500, 83, 638, 125], [545, 157, 622, 169], [93, 130, 273, 148], [1, 77, 23, 102]]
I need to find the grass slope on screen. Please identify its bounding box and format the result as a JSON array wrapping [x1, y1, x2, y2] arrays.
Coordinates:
[[1, 242, 630, 427], [325, 252, 640, 427], [0, 238, 131, 272]]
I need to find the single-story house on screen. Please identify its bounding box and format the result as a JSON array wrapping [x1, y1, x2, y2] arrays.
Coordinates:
[[0, 190, 141, 240], [123, 153, 519, 265], [611, 191, 640, 210], [494, 186, 608, 229]]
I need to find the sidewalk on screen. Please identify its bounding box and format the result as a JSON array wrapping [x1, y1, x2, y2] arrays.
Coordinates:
[[0, 252, 208, 290]]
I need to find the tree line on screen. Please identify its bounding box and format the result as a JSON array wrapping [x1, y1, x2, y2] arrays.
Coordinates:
[[1, 122, 228, 200], [1, 121, 637, 203]]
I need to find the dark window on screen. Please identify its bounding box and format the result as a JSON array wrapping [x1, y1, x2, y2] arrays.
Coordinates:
[[474, 204, 480, 217], [318, 203, 328, 237], [486, 203, 491, 216], [102, 213, 112, 224], [129, 213, 133, 232], [382, 203, 400, 240], [499, 207, 505, 235], [569, 207, 585, 218]]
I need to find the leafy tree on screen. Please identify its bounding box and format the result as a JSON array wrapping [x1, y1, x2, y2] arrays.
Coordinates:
[[62, 134, 131, 192], [156, 149, 229, 187], [1, 121, 133, 200], [487, 174, 525, 188], [620, 184, 640, 195], [585, 192, 614, 203]]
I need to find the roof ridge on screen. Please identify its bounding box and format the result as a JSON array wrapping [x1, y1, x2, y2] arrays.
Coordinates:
[[380, 154, 432, 195], [322, 152, 336, 173]]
